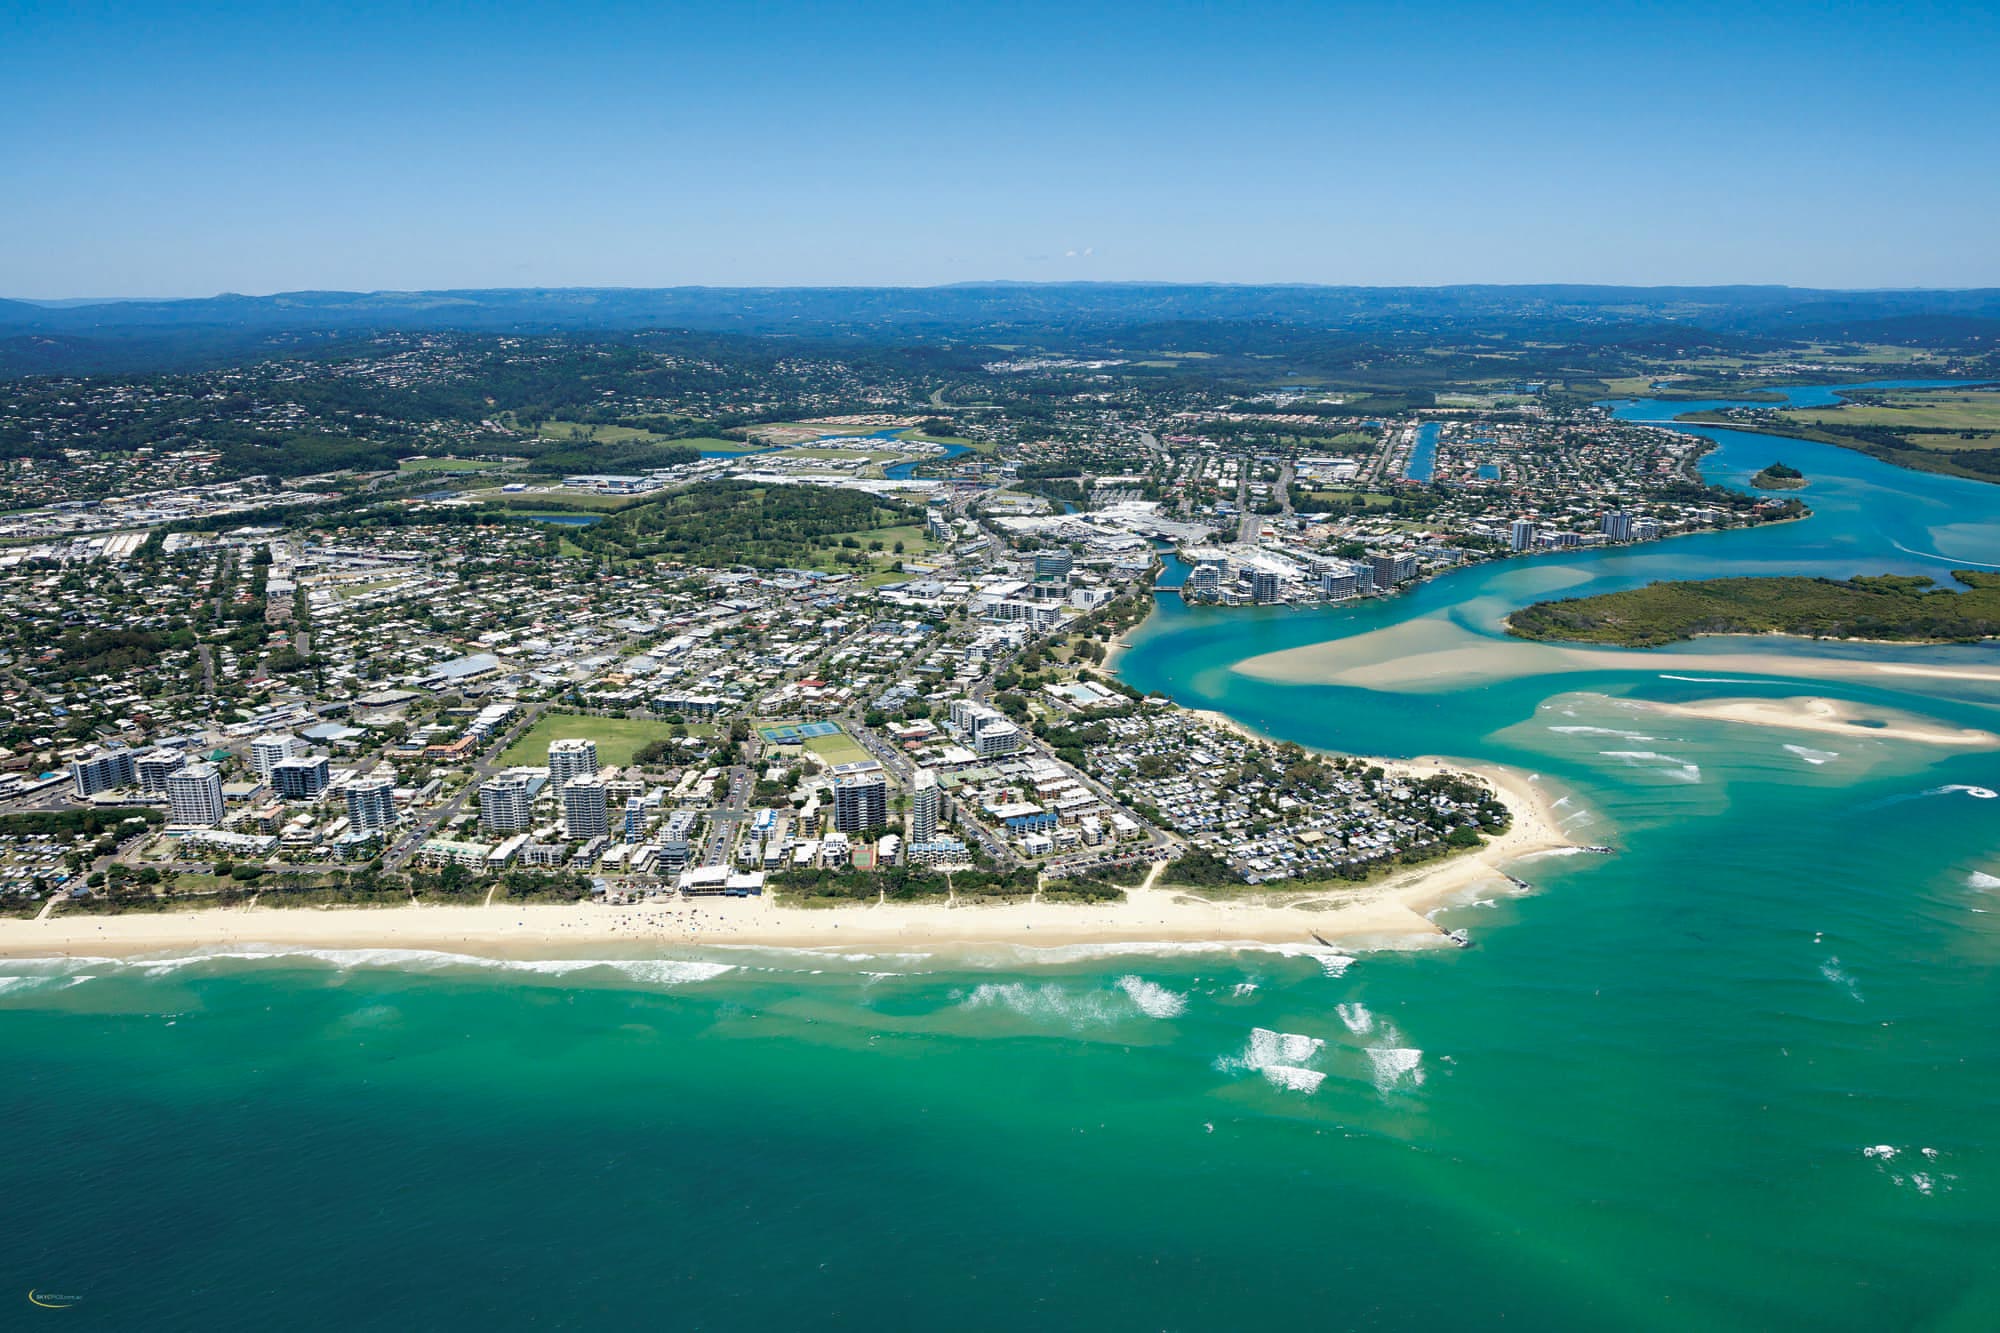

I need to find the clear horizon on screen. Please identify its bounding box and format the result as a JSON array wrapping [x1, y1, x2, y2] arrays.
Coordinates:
[[6, 0, 1997, 298], [11, 278, 2000, 307]]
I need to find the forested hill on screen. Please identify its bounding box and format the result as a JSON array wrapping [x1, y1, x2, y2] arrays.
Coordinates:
[[1506, 573, 2000, 647], [7, 283, 2000, 340]]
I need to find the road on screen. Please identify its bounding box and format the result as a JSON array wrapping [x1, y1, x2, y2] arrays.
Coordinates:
[[384, 700, 553, 869]]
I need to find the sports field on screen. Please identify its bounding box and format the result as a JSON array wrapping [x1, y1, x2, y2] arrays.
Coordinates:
[[495, 713, 680, 769]]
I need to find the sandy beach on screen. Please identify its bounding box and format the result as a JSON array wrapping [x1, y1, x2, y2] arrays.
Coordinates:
[[0, 762, 1574, 963], [1629, 694, 2000, 747], [1235, 619, 2000, 693]]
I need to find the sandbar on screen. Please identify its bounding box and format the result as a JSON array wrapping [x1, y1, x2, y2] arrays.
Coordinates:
[[1627, 694, 1999, 747]]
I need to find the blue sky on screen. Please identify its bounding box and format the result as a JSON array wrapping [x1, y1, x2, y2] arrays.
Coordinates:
[[4, 0, 1997, 296]]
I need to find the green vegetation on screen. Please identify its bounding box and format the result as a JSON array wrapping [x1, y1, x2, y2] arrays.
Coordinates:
[[896, 426, 993, 454], [569, 480, 924, 574], [801, 730, 870, 767], [496, 712, 682, 769], [0, 808, 164, 839], [771, 866, 1039, 905], [399, 456, 504, 472], [1751, 461, 1807, 489], [1508, 572, 2000, 647], [1686, 387, 2000, 483]]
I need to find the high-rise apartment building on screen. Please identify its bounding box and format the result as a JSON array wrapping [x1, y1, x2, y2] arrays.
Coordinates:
[[166, 762, 226, 827]]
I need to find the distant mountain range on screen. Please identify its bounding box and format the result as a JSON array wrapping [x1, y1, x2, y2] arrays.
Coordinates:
[[2, 284, 1996, 376]]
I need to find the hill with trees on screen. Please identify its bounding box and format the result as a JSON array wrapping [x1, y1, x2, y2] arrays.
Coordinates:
[[1507, 572, 2000, 647]]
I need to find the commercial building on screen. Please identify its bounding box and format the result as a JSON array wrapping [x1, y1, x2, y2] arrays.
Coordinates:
[[166, 762, 226, 827], [833, 772, 888, 834], [563, 774, 611, 840]]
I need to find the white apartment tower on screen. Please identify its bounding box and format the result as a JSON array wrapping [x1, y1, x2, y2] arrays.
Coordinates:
[[548, 738, 599, 790], [166, 762, 226, 827], [345, 777, 397, 832], [563, 775, 611, 840], [249, 733, 308, 778], [479, 775, 536, 834], [910, 769, 942, 843]]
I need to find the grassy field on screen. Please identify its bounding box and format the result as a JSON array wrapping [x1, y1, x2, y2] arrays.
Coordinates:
[[470, 488, 655, 512], [1681, 386, 2000, 483], [1297, 489, 1396, 510], [1784, 391, 2000, 433], [896, 428, 994, 455], [399, 457, 504, 472], [802, 731, 871, 767], [496, 713, 681, 769], [536, 420, 681, 445], [794, 521, 934, 583], [685, 438, 767, 454]]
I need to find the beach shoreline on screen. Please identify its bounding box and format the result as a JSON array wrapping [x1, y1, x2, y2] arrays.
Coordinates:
[[0, 760, 1574, 964]]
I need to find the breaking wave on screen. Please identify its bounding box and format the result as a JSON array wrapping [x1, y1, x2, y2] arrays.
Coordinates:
[[1928, 784, 1998, 800], [1600, 750, 1702, 782], [0, 948, 735, 990], [1336, 1002, 1375, 1035], [1260, 1065, 1327, 1093], [1114, 974, 1189, 1019], [1784, 744, 1839, 765], [1657, 674, 1769, 684], [1367, 1046, 1426, 1090], [1218, 1026, 1328, 1094], [959, 981, 1122, 1027]]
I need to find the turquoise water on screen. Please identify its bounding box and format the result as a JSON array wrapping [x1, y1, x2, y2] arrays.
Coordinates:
[[7, 385, 2000, 1328]]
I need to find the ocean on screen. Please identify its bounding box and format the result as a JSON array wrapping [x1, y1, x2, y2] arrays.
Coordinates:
[[5, 384, 2000, 1329]]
